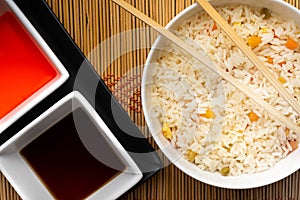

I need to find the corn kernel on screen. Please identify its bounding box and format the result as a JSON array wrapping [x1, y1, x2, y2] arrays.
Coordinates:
[[200, 108, 216, 119], [223, 145, 231, 152], [176, 59, 181, 64], [260, 27, 269, 33], [233, 22, 241, 29], [285, 129, 290, 136], [278, 76, 287, 84], [186, 149, 198, 162], [162, 122, 172, 140]]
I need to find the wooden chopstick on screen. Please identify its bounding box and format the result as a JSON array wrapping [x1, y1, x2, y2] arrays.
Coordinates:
[[196, 0, 300, 116], [111, 0, 300, 135]]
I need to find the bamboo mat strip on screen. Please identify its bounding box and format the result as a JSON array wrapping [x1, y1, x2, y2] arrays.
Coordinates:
[[1, 0, 300, 200]]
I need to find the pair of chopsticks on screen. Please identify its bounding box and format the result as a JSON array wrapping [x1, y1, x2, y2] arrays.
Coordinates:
[[197, 0, 300, 115], [112, 0, 300, 135]]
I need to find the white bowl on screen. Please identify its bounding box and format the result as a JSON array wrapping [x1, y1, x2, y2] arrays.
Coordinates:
[[142, 0, 300, 189], [0, 91, 142, 199], [0, 0, 69, 133]]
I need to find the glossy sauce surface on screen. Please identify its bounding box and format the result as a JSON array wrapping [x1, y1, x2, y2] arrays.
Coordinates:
[[21, 109, 125, 200], [0, 12, 58, 119]]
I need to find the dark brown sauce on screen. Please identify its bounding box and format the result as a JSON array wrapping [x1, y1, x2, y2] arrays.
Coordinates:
[[21, 108, 126, 200]]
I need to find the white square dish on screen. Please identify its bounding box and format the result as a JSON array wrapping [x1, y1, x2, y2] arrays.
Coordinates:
[[0, 91, 142, 200], [0, 0, 69, 133]]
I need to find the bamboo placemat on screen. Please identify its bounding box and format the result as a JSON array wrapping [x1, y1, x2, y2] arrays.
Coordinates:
[[1, 0, 300, 199]]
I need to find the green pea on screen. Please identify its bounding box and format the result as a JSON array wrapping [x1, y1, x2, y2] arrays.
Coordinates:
[[220, 167, 230, 176], [260, 8, 272, 19]]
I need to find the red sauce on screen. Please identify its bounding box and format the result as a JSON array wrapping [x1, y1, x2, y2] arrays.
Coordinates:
[[0, 12, 58, 119]]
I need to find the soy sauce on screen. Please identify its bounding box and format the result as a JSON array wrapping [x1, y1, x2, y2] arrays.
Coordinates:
[[21, 109, 125, 200]]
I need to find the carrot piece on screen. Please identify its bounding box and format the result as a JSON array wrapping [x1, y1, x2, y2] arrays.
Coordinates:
[[285, 38, 299, 50], [266, 56, 273, 64], [278, 61, 286, 67], [212, 21, 217, 31], [289, 140, 298, 152], [248, 111, 259, 122]]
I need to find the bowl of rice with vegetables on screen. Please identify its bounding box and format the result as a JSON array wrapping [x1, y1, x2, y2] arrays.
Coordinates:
[[142, 0, 300, 188]]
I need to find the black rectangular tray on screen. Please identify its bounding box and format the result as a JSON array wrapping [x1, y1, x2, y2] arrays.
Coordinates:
[[0, 0, 161, 187]]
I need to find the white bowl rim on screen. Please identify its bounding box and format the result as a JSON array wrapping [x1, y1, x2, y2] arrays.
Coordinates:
[[142, 0, 300, 189]]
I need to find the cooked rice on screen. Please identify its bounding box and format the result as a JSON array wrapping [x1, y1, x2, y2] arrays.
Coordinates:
[[150, 5, 300, 175]]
